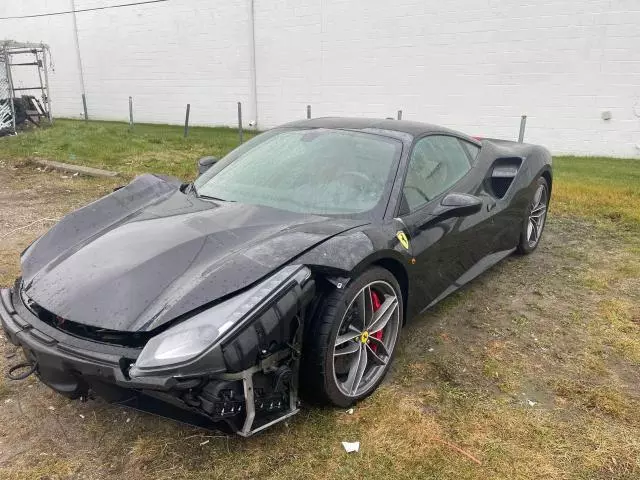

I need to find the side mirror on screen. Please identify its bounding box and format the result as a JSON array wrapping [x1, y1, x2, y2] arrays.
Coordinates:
[[433, 193, 483, 220], [197, 156, 218, 175]]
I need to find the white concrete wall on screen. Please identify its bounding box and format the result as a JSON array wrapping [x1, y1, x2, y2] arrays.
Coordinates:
[[1, 0, 639, 157], [74, 0, 253, 125], [255, 0, 640, 157]]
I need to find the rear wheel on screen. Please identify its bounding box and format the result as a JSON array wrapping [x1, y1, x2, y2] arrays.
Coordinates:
[[302, 267, 402, 407], [517, 176, 549, 254]]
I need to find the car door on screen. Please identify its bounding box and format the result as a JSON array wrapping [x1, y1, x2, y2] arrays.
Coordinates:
[[397, 134, 497, 316]]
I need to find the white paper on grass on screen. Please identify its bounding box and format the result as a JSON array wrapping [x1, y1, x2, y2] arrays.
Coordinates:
[[342, 441, 360, 453]]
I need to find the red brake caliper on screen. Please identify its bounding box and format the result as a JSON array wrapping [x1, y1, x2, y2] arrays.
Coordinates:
[[370, 290, 383, 352]]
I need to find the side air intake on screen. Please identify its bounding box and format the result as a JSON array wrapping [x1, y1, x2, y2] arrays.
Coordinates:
[[489, 157, 523, 198]]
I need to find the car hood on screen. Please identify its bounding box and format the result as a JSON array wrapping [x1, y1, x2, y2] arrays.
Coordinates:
[[21, 174, 365, 332]]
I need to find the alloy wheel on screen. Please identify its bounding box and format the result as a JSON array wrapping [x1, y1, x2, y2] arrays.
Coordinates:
[[526, 183, 548, 248], [332, 280, 400, 397]]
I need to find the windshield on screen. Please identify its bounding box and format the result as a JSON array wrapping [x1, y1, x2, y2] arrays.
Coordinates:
[[193, 128, 402, 215]]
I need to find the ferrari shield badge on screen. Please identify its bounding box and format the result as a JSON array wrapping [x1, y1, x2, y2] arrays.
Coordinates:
[[396, 231, 410, 250]]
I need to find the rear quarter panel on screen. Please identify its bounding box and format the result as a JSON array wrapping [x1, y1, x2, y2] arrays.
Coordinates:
[[477, 140, 552, 250]]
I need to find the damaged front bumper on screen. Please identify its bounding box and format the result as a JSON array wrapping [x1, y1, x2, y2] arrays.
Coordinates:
[[1, 267, 315, 436]]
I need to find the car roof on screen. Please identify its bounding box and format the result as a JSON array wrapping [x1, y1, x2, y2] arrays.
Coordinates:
[[281, 117, 466, 139]]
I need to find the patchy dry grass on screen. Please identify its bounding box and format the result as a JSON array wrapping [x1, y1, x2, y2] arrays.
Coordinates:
[[553, 156, 640, 232], [1, 124, 640, 479]]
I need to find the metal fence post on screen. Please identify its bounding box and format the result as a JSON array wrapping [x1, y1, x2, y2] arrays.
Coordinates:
[[4, 48, 17, 133], [237, 101, 243, 144], [41, 46, 52, 124], [82, 93, 88, 121], [128, 96, 134, 130], [518, 115, 527, 143], [306, 105, 311, 119], [397, 110, 402, 120], [184, 103, 191, 138]]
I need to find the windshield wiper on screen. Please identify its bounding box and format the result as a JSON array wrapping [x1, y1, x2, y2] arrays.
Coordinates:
[[188, 183, 233, 202], [198, 194, 235, 202], [181, 182, 195, 194]]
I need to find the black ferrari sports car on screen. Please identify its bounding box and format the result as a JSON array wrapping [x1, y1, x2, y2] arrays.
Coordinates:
[[1, 118, 552, 435]]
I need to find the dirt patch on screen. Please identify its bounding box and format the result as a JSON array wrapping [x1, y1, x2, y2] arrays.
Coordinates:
[[0, 163, 639, 479]]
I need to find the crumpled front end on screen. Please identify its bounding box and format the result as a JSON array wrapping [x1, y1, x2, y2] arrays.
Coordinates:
[[1, 266, 315, 436]]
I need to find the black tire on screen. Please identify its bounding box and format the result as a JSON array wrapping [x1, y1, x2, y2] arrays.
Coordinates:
[[517, 176, 549, 254], [301, 266, 403, 407]]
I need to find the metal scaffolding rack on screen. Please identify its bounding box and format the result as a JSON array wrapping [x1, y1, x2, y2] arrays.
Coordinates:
[[1, 40, 52, 135]]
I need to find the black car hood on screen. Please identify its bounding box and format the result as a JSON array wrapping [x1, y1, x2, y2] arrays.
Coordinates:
[[21, 174, 365, 332]]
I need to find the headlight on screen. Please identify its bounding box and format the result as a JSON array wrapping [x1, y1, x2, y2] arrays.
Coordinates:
[[132, 265, 310, 374]]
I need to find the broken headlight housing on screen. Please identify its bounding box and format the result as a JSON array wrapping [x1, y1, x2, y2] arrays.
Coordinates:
[[130, 265, 312, 376]]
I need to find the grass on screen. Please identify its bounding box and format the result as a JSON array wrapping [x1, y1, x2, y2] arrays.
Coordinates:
[[1, 120, 640, 479], [1, 119, 257, 179], [553, 156, 640, 232]]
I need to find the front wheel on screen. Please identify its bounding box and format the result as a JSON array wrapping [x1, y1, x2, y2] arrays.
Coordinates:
[[302, 267, 403, 407], [517, 176, 549, 254]]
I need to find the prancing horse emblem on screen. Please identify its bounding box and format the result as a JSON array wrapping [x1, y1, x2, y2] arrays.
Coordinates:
[[396, 231, 409, 250]]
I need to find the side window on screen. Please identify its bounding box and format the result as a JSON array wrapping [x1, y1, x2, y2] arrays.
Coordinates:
[[402, 135, 472, 212], [461, 140, 480, 163]]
